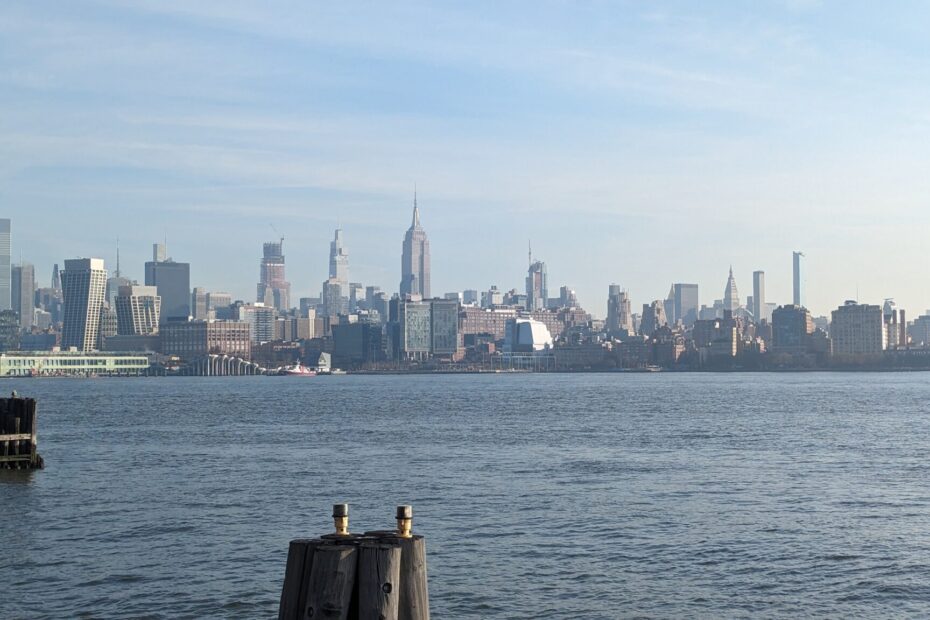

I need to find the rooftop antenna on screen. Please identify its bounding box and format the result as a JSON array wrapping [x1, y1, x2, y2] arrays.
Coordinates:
[[412, 183, 420, 228], [116, 236, 121, 278], [528, 240, 532, 267]]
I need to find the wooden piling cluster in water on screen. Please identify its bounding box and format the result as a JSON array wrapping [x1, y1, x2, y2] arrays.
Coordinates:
[[279, 504, 429, 620], [0, 396, 43, 470]]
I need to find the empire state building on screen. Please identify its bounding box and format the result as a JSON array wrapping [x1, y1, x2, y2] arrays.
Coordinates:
[[400, 194, 431, 299]]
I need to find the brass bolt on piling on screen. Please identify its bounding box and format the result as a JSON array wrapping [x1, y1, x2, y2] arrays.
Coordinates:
[[333, 503, 350, 536], [396, 505, 413, 538]]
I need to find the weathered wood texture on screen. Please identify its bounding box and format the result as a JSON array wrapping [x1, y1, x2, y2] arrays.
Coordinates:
[[304, 545, 358, 620], [358, 542, 402, 620], [396, 537, 429, 620], [279, 539, 320, 620], [0, 397, 42, 469], [279, 530, 430, 620]]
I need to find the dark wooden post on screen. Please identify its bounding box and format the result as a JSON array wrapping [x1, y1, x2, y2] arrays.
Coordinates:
[[279, 504, 429, 620], [396, 537, 429, 620], [358, 542, 401, 620], [279, 539, 320, 620], [304, 545, 358, 620]]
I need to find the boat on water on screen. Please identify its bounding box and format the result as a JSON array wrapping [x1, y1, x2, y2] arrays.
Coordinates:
[[277, 362, 317, 377]]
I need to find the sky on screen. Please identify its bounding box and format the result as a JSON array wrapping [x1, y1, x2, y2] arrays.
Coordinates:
[[2, 1, 930, 318]]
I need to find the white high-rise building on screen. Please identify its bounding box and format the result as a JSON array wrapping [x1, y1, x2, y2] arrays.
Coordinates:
[[752, 270, 766, 323], [793, 251, 805, 307], [61, 258, 107, 351], [329, 229, 349, 285], [831, 301, 884, 355], [0, 219, 10, 310], [153, 243, 167, 263], [115, 285, 161, 336]]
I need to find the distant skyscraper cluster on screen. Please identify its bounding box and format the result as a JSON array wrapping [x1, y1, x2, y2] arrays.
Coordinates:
[[5, 194, 930, 376]]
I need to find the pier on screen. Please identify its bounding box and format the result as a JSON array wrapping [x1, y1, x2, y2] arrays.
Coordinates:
[[279, 504, 429, 620], [0, 396, 43, 470]]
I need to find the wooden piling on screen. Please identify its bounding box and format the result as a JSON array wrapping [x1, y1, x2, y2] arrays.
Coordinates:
[[279, 539, 320, 620], [279, 505, 430, 620], [0, 397, 42, 470], [304, 545, 358, 620], [358, 542, 402, 620], [396, 536, 429, 620]]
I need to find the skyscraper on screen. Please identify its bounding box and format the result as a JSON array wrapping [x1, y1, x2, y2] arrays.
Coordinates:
[[752, 270, 766, 324], [97, 305, 118, 350], [771, 305, 814, 353], [640, 300, 668, 336], [322, 229, 350, 316], [61, 258, 107, 351], [559, 286, 578, 308], [0, 219, 10, 310], [793, 251, 805, 307], [105, 241, 130, 308], [257, 239, 291, 311], [831, 301, 884, 355], [723, 267, 740, 314], [321, 277, 348, 317], [191, 287, 209, 320], [664, 285, 676, 324], [11, 263, 36, 330], [526, 260, 548, 311], [115, 285, 161, 336], [606, 284, 622, 332], [606, 284, 632, 335], [145, 255, 190, 324], [329, 229, 349, 285], [207, 291, 232, 314], [153, 243, 167, 263], [400, 195, 431, 299], [673, 283, 699, 326]]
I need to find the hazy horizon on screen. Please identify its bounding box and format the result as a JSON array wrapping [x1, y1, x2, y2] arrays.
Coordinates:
[[4, 1, 930, 318]]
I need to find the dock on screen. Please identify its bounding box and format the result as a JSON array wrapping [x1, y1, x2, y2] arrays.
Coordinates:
[[0, 396, 44, 470]]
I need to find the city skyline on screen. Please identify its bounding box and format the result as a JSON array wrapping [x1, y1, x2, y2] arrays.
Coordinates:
[[1, 207, 921, 321], [5, 3, 930, 315]]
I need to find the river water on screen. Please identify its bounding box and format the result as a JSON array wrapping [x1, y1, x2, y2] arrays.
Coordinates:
[[2, 373, 930, 618]]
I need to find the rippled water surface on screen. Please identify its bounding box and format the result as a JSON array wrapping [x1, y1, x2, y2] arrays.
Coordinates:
[[3, 373, 930, 618]]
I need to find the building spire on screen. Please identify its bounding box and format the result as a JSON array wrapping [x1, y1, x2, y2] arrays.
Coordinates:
[[412, 185, 420, 228], [116, 237, 121, 278], [528, 239, 532, 267]]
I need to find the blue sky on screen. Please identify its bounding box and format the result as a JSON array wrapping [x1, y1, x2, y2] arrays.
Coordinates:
[[3, 1, 930, 317]]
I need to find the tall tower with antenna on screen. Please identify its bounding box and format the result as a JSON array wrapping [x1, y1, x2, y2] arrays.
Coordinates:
[[400, 189, 431, 299], [105, 237, 131, 308]]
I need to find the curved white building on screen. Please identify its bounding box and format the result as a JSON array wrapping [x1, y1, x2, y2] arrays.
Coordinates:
[[506, 318, 553, 353]]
